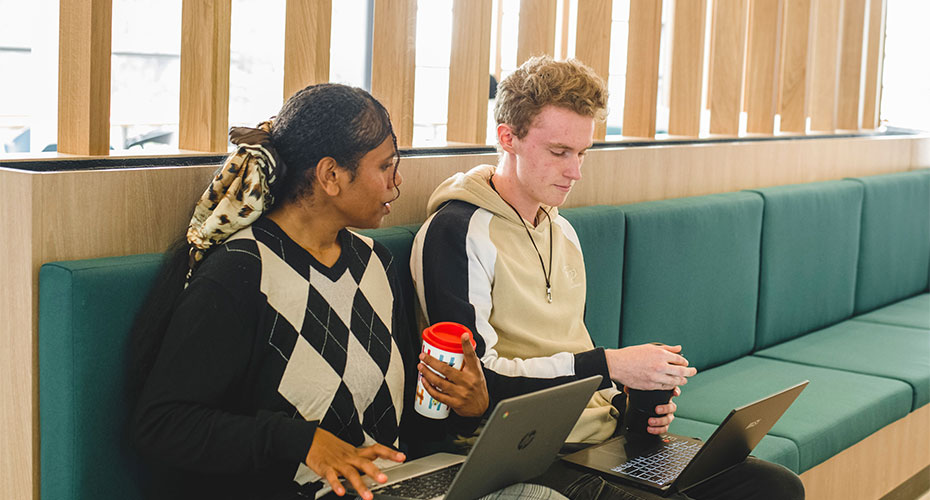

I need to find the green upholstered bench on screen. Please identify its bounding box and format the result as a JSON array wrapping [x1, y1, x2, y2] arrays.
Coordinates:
[[37, 171, 929, 499]]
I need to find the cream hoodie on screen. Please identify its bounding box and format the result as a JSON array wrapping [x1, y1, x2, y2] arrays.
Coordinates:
[[411, 165, 621, 443]]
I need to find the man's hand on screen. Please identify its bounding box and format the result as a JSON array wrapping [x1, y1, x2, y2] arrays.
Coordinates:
[[605, 344, 696, 390], [305, 427, 405, 500], [645, 386, 681, 435], [417, 333, 489, 417]]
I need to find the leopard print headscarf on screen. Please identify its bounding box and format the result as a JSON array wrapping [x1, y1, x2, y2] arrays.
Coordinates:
[[185, 120, 285, 280]]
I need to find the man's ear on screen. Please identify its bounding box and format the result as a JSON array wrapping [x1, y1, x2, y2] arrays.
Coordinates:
[[314, 157, 342, 196], [497, 123, 517, 154]]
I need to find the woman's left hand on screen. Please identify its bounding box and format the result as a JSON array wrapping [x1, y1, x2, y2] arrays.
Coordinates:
[[417, 333, 489, 417]]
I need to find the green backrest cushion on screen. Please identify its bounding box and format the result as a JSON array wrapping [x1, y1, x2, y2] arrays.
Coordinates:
[[620, 193, 764, 370], [561, 205, 626, 349], [850, 170, 930, 313], [40, 254, 164, 500], [39, 226, 418, 500], [750, 181, 863, 349]]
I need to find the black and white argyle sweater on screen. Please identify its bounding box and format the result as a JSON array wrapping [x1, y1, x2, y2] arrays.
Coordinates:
[[133, 217, 449, 500]]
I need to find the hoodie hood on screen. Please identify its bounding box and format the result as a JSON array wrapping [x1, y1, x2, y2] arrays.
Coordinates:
[[425, 164, 558, 226]]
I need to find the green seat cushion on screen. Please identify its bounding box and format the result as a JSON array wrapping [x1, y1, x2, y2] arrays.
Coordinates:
[[749, 181, 864, 349], [849, 170, 930, 314], [672, 357, 912, 472], [853, 293, 930, 330], [668, 417, 800, 473], [620, 193, 763, 370], [755, 320, 930, 410], [40, 254, 164, 500], [561, 205, 626, 349]]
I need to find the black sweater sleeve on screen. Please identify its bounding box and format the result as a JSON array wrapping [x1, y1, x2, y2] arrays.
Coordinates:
[[132, 276, 318, 474]]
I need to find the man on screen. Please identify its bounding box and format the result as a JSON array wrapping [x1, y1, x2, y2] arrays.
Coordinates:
[[411, 56, 803, 500]]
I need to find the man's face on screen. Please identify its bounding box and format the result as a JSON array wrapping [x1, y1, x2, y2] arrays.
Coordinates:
[[509, 105, 594, 208]]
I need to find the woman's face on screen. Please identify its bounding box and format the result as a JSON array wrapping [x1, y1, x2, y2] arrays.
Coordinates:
[[335, 136, 402, 229]]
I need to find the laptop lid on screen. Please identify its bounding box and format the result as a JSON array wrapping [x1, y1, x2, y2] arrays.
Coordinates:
[[673, 380, 808, 493], [562, 380, 808, 496], [368, 375, 603, 500], [444, 375, 603, 500]]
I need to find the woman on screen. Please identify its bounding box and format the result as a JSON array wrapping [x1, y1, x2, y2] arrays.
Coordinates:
[[130, 84, 495, 500]]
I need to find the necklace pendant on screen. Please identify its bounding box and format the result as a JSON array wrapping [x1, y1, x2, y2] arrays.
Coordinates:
[[547, 287, 552, 303]]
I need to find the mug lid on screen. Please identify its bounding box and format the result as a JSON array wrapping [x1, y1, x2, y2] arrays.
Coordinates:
[[422, 322, 476, 352]]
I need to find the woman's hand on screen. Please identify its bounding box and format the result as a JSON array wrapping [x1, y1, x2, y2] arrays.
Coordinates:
[[305, 427, 405, 500], [417, 333, 489, 417]]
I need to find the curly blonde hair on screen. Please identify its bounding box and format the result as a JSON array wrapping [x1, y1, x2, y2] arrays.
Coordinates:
[[494, 56, 608, 139]]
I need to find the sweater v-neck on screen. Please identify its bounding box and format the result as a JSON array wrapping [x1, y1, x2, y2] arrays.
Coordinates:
[[253, 218, 351, 282]]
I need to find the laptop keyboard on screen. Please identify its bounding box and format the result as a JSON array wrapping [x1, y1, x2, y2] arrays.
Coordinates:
[[610, 436, 702, 487], [376, 463, 463, 499]]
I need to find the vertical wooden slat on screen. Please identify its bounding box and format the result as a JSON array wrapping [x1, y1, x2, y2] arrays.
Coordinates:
[[58, 0, 113, 155], [283, 0, 332, 101], [622, 0, 663, 138], [370, 0, 417, 147], [517, 0, 558, 64], [447, 0, 493, 144], [861, 0, 886, 129], [809, 0, 842, 132], [778, 0, 812, 133], [837, 0, 867, 130], [709, 0, 748, 135], [745, 0, 782, 134], [178, 0, 231, 152], [668, 0, 707, 137], [575, 0, 613, 140]]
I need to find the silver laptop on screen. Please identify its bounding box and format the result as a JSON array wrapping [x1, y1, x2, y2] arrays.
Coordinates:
[[562, 381, 808, 497], [352, 375, 602, 500]]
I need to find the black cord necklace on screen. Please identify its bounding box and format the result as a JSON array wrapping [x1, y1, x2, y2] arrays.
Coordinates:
[[490, 177, 554, 303]]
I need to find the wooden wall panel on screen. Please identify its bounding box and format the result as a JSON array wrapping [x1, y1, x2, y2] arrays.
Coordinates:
[[371, 0, 417, 147], [809, 0, 842, 132], [0, 170, 37, 500], [283, 0, 332, 101], [575, 0, 614, 140], [622, 0, 664, 138], [860, 0, 886, 129], [381, 135, 920, 226], [178, 0, 232, 152], [447, 0, 493, 145], [745, 0, 781, 134], [778, 0, 812, 133], [517, 0, 558, 64], [57, 0, 112, 156], [668, 0, 707, 137], [709, 0, 748, 135], [837, 0, 867, 130]]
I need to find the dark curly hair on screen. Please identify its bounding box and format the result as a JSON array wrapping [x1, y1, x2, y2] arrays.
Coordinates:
[[272, 83, 400, 202]]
